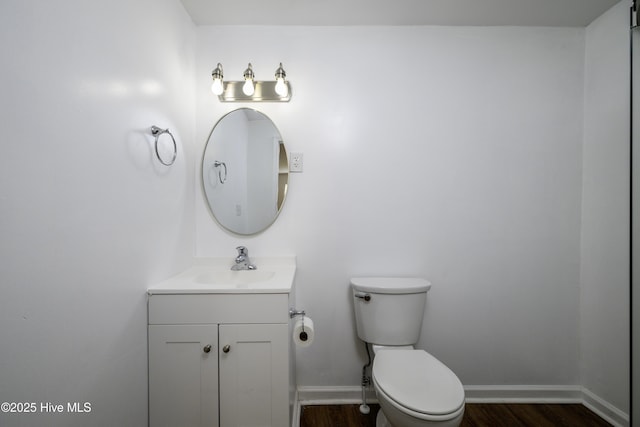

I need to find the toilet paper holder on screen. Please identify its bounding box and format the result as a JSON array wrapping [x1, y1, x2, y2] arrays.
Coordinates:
[[289, 308, 306, 318], [290, 308, 313, 345]]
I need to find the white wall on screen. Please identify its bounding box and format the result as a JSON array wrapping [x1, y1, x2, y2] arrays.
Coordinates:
[[582, 0, 630, 415], [195, 26, 586, 387], [0, 1, 195, 426]]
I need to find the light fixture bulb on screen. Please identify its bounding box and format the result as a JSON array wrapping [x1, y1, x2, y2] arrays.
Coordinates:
[[243, 79, 255, 96], [211, 63, 224, 95], [275, 77, 288, 97], [242, 63, 255, 96], [211, 78, 223, 95], [274, 63, 288, 97]]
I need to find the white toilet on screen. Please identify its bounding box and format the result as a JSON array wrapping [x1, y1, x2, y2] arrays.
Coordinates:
[[351, 277, 465, 427]]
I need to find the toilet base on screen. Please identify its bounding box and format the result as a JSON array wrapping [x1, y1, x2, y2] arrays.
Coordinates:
[[376, 400, 464, 427], [376, 410, 393, 427]]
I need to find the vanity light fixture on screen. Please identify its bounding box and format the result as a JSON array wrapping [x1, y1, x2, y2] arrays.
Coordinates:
[[211, 62, 292, 102], [211, 63, 224, 95]]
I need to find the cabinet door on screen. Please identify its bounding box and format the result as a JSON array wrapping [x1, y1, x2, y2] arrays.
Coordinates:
[[149, 324, 219, 427], [219, 324, 288, 427]]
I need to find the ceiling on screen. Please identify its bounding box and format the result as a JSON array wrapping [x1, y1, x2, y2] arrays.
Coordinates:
[[180, 0, 622, 27]]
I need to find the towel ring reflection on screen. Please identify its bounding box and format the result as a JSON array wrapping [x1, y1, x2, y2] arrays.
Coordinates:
[[213, 161, 227, 184], [150, 126, 177, 166]]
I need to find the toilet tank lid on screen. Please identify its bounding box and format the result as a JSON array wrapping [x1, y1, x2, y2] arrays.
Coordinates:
[[350, 277, 431, 294]]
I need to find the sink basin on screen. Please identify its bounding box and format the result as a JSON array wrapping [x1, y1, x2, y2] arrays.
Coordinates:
[[147, 257, 295, 294], [195, 270, 276, 286]]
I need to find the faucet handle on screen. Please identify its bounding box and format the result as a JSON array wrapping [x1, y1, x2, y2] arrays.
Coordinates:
[[236, 246, 248, 256]]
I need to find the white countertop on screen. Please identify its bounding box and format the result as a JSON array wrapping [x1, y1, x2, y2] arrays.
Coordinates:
[[147, 256, 296, 295]]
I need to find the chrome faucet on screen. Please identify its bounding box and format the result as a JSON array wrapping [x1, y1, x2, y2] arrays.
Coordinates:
[[231, 246, 256, 270]]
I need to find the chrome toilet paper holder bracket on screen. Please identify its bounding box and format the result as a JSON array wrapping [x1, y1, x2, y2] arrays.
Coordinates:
[[289, 308, 306, 318]]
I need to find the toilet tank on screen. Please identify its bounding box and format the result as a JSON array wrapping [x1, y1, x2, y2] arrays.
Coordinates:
[[351, 277, 431, 346]]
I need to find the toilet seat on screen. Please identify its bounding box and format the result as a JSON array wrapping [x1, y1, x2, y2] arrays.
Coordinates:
[[372, 350, 465, 421]]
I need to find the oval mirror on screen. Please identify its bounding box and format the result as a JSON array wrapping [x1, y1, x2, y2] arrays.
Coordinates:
[[202, 108, 289, 235]]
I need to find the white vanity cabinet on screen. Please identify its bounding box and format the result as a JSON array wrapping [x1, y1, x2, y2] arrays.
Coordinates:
[[148, 293, 291, 427]]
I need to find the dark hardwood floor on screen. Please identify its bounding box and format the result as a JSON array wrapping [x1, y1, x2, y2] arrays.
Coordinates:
[[300, 404, 378, 427], [299, 403, 612, 427]]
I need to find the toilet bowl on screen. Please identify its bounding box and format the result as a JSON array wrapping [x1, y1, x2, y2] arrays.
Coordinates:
[[372, 349, 465, 427]]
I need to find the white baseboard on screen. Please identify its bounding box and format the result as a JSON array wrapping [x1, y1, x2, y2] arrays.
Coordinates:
[[295, 385, 629, 427], [581, 387, 630, 427], [291, 389, 300, 427], [463, 384, 583, 403], [297, 385, 378, 406]]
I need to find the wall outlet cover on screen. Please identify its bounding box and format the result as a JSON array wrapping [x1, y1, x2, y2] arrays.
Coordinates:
[[290, 152, 303, 172]]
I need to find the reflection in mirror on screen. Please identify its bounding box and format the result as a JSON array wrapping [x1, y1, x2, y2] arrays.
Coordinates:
[[202, 108, 288, 235]]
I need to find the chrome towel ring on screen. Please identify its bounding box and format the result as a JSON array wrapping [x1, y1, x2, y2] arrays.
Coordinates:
[[150, 125, 177, 166]]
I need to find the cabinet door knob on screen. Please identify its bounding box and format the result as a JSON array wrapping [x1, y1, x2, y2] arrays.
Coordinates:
[[222, 344, 231, 353], [203, 344, 212, 353]]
